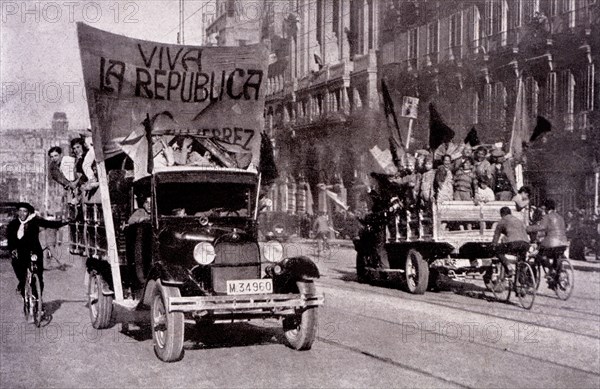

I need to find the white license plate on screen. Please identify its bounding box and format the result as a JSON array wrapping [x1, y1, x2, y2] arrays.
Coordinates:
[[226, 279, 273, 295]]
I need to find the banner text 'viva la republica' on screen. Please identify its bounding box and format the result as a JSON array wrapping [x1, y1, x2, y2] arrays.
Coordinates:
[[100, 44, 264, 103]]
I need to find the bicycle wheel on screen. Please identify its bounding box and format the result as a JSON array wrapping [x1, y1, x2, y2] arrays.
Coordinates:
[[31, 273, 44, 327], [554, 258, 574, 301], [516, 262, 536, 310], [23, 271, 33, 322]]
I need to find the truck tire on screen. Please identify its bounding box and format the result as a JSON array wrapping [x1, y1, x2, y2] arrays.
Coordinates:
[[283, 281, 318, 350], [88, 273, 113, 329], [403, 249, 429, 295], [151, 283, 184, 362]]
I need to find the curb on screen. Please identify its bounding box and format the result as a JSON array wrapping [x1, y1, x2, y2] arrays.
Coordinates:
[[571, 262, 600, 273]]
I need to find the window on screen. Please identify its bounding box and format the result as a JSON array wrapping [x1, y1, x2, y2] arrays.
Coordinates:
[[408, 28, 418, 65], [317, 0, 323, 47], [450, 13, 462, 48], [368, 0, 374, 49], [522, 0, 540, 22], [427, 21, 438, 54]]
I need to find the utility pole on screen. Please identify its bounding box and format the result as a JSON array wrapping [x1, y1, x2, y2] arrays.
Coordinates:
[[179, 0, 185, 44]]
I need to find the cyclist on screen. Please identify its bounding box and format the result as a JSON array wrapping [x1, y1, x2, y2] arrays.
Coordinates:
[[6, 203, 67, 298], [526, 199, 568, 277], [492, 207, 530, 278], [313, 212, 333, 251]]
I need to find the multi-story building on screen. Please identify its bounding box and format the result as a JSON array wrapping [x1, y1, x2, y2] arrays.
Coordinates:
[[0, 112, 83, 214], [380, 0, 599, 213], [263, 0, 383, 212], [211, 1, 599, 214], [205, 0, 263, 46]]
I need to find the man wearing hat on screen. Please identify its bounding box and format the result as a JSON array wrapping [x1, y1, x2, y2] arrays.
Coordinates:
[[490, 149, 517, 201], [7, 203, 67, 298]]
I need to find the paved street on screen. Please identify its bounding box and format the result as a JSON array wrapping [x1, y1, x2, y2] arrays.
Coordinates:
[[1, 240, 599, 388]]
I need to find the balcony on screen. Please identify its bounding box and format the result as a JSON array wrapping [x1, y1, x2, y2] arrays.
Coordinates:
[[352, 50, 377, 74], [329, 60, 353, 82]]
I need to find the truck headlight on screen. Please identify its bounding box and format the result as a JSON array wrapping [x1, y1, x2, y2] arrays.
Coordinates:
[[263, 241, 283, 262], [193, 242, 216, 265]]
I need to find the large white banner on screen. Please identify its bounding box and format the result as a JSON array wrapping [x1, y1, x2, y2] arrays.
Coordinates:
[[77, 23, 269, 166]]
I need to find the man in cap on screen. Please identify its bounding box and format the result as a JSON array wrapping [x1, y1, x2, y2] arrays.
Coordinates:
[[490, 149, 516, 201], [7, 203, 67, 298]]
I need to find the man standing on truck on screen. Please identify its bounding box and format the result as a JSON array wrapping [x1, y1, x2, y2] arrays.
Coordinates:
[[492, 207, 530, 277]]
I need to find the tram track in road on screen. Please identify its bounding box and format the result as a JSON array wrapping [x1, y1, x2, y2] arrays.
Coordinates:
[[316, 337, 472, 389], [320, 304, 600, 378], [316, 277, 600, 342]]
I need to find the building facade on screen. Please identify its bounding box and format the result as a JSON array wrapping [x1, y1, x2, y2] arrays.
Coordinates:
[[209, 0, 599, 214], [0, 113, 83, 215], [380, 0, 599, 213]]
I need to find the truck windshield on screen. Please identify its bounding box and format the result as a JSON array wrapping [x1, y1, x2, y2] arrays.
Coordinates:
[[156, 182, 254, 217]]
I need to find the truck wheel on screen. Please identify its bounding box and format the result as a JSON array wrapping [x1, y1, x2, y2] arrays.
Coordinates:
[[283, 281, 318, 350], [151, 283, 184, 362], [88, 273, 113, 329], [356, 253, 368, 283], [403, 249, 429, 295]]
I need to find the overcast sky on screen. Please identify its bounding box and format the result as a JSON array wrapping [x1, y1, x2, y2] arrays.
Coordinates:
[[1, 0, 213, 130]]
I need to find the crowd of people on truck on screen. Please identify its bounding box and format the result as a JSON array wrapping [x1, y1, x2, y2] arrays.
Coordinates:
[[379, 144, 526, 207]]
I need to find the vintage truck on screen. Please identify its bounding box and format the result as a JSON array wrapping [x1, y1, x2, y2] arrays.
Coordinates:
[[354, 198, 528, 294], [73, 23, 323, 362]]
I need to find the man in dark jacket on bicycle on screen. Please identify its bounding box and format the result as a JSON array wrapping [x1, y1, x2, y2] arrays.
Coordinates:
[[492, 207, 530, 277], [7, 203, 67, 297]]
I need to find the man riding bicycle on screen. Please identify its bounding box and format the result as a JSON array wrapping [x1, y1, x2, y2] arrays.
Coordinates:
[[492, 207, 530, 278], [7, 203, 67, 297], [526, 199, 568, 276], [313, 212, 334, 251]]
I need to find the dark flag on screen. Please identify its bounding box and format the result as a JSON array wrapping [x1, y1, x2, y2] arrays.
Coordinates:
[[314, 53, 324, 70], [259, 132, 278, 185], [389, 137, 402, 169], [429, 103, 455, 151], [464, 127, 480, 147], [381, 79, 402, 143], [530, 115, 552, 142]]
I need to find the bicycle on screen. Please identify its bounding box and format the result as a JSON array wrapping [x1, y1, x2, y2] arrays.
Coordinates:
[[485, 252, 537, 309], [20, 252, 45, 326], [313, 231, 337, 260], [530, 244, 574, 301]]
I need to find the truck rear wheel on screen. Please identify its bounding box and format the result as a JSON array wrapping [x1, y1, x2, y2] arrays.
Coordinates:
[[88, 273, 113, 329], [403, 249, 429, 295], [283, 281, 318, 350], [151, 283, 184, 362]]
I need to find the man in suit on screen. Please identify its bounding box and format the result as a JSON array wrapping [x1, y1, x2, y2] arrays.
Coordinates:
[[7, 203, 67, 297]]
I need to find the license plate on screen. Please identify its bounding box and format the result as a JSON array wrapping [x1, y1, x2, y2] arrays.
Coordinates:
[[226, 279, 273, 295]]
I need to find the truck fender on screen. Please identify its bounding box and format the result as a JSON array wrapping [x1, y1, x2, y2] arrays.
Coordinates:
[[85, 257, 114, 294], [273, 256, 320, 293], [141, 263, 187, 307]]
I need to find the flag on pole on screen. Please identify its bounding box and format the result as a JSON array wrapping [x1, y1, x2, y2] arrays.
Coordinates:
[[429, 103, 455, 151], [509, 77, 530, 161], [464, 127, 480, 147], [381, 79, 402, 144], [530, 116, 552, 143], [259, 132, 278, 186]]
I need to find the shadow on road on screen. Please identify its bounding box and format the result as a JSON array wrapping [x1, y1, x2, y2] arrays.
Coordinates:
[[186, 322, 281, 350], [44, 299, 87, 316], [118, 320, 283, 351]]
